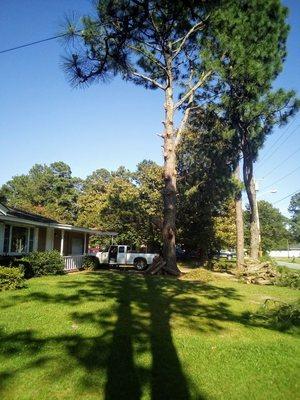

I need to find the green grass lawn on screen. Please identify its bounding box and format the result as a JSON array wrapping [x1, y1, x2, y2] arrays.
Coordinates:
[[0, 270, 299, 400], [274, 257, 300, 264]]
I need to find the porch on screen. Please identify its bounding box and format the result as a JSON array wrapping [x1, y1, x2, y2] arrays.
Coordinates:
[[0, 203, 117, 272]]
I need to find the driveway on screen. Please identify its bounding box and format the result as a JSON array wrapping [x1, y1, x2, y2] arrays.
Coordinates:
[[276, 261, 300, 271]]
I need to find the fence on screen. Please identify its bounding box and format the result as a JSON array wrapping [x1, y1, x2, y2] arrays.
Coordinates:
[[269, 250, 300, 258], [63, 255, 85, 271]]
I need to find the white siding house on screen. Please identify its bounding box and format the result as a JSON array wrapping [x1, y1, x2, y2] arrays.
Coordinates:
[[0, 202, 117, 270]]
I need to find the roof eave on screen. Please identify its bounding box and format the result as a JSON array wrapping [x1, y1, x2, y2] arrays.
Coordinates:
[[0, 215, 117, 236], [0, 203, 9, 216]]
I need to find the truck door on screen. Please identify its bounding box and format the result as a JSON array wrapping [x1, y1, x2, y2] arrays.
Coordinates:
[[117, 245, 127, 265], [108, 245, 118, 264]]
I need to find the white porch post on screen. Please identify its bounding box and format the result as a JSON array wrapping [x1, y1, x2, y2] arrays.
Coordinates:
[[0, 223, 4, 254], [33, 228, 39, 251], [60, 230, 65, 256]]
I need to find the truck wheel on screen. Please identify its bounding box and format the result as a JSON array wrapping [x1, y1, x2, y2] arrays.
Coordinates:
[[134, 258, 147, 271]]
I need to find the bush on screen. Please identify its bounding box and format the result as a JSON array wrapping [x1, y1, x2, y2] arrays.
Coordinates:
[[248, 299, 300, 331], [276, 267, 300, 289], [0, 267, 27, 291], [204, 259, 235, 273], [82, 255, 100, 271], [21, 251, 65, 277]]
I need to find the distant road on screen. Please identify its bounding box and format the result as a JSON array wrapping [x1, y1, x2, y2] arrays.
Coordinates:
[[276, 261, 300, 271]]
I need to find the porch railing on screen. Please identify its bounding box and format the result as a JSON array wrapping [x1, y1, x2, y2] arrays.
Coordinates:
[[63, 255, 85, 271]]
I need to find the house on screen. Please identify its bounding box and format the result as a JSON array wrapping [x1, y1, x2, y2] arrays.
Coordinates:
[[0, 203, 117, 270]]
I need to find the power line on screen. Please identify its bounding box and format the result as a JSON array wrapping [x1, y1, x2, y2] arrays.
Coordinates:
[[258, 119, 296, 164], [256, 124, 300, 169], [0, 31, 80, 54], [261, 145, 300, 179], [273, 189, 300, 205], [260, 165, 300, 191]]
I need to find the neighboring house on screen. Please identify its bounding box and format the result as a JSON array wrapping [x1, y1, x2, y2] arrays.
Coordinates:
[[0, 202, 117, 270]]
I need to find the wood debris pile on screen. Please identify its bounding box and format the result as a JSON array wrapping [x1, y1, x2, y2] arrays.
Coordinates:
[[236, 259, 279, 285]]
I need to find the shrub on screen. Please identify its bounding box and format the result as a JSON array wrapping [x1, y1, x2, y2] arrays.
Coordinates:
[[204, 259, 235, 273], [0, 267, 27, 291], [82, 255, 100, 271], [21, 251, 65, 277], [276, 267, 300, 289], [248, 299, 300, 331]]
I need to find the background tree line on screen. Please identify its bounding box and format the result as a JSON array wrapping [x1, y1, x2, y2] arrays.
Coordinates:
[[0, 157, 298, 254], [1, 0, 299, 267]]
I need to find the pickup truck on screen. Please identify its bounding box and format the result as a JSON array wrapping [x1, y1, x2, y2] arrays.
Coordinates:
[[217, 249, 236, 260], [96, 245, 157, 271]]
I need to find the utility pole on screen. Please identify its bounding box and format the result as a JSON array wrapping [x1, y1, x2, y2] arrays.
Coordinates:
[[254, 179, 262, 257]]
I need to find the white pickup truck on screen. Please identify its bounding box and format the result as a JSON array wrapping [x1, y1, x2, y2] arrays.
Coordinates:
[[96, 245, 157, 271]]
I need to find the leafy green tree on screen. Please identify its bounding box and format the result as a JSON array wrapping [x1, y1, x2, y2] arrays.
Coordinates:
[[134, 160, 164, 248], [213, 201, 236, 251], [77, 168, 112, 228], [0, 162, 79, 224], [177, 109, 238, 256], [77, 162, 163, 250], [62, 0, 218, 274], [288, 192, 300, 243], [244, 200, 290, 253], [201, 0, 299, 259]]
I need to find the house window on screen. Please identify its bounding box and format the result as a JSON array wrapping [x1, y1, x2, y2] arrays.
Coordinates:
[[2, 225, 35, 254], [11, 226, 28, 253]]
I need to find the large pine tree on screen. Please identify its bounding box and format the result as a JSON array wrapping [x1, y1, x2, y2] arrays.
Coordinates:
[[61, 0, 218, 274], [201, 0, 299, 259]]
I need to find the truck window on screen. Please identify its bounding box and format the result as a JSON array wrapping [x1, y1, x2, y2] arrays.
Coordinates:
[[118, 246, 125, 253]]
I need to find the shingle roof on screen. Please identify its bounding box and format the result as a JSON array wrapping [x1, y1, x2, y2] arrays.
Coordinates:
[[1, 203, 58, 224]]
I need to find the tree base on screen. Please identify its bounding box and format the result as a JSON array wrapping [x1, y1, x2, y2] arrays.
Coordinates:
[[145, 256, 181, 276]]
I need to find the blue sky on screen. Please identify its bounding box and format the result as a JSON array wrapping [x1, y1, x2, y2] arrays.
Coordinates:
[[0, 0, 299, 217]]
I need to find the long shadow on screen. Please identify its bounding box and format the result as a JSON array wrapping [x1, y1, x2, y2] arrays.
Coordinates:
[[104, 274, 141, 400], [0, 271, 295, 399], [145, 276, 195, 400]]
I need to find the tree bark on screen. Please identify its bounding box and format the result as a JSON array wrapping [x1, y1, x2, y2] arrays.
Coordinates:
[[242, 151, 260, 260], [234, 164, 245, 269], [162, 69, 180, 275]]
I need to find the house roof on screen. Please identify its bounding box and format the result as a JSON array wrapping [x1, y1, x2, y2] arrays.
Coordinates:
[[4, 206, 58, 224], [0, 202, 117, 236]]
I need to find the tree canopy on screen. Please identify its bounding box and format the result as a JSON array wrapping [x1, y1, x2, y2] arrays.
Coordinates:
[[177, 108, 238, 254], [244, 200, 290, 253], [200, 0, 299, 258], [0, 162, 79, 224], [288, 192, 300, 243]]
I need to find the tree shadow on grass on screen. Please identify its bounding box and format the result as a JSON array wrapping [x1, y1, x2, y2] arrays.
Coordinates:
[[0, 271, 292, 399]]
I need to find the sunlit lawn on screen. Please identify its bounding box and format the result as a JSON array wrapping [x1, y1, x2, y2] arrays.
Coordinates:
[[0, 270, 299, 400], [275, 257, 300, 264]]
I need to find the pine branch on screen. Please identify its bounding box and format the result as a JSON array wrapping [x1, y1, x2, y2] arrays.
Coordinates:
[[127, 44, 167, 73], [174, 70, 212, 110], [132, 71, 166, 90], [172, 20, 207, 60]]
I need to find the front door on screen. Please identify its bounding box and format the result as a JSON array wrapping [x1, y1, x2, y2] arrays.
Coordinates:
[[71, 237, 83, 255]]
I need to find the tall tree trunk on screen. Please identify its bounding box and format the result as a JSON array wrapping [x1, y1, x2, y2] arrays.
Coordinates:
[[242, 151, 260, 260], [234, 164, 244, 269], [162, 77, 180, 275]]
